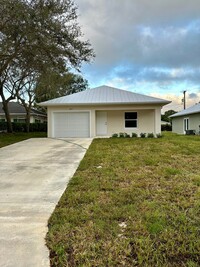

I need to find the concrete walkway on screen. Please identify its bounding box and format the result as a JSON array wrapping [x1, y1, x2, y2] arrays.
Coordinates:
[[0, 138, 92, 267]]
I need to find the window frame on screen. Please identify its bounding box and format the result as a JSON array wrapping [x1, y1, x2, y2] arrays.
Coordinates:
[[124, 112, 138, 129], [183, 117, 189, 132]]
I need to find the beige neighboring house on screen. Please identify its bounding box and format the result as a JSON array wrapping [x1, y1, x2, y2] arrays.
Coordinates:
[[0, 102, 47, 123], [170, 103, 200, 134], [39, 85, 170, 138]]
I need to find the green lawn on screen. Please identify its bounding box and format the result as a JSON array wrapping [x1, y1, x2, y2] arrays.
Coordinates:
[[0, 132, 47, 148], [47, 133, 200, 267]]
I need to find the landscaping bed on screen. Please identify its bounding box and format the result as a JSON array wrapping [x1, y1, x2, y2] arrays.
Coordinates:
[[47, 133, 200, 267]]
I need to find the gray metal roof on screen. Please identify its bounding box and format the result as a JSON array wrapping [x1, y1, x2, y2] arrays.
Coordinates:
[[170, 103, 200, 118], [39, 85, 170, 106]]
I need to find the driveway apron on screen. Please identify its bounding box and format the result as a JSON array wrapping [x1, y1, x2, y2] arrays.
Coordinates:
[[0, 138, 92, 267]]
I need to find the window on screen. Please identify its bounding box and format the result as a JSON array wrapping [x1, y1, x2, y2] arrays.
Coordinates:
[[183, 118, 189, 131], [125, 112, 137, 128], [35, 119, 41, 123]]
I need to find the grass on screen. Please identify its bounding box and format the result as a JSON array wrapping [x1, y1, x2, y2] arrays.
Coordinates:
[[47, 132, 200, 267], [0, 132, 47, 148]]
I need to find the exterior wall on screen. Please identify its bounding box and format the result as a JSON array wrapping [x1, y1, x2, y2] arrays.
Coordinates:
[[189, 114, 200, 133], [106, 109, 155, 136], [172, 117, 184, 134], [0, 115, 47, 123], [172, 113, 200, 134], [48, 104, 162, 138]]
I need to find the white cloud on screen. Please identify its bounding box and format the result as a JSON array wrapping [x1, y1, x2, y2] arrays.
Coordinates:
[[151, 92, 200, 113], [76, 0, 200, 97]]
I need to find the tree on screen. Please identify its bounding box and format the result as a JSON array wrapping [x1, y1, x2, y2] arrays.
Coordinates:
[[35, 71, 88, 103], [16, 74, 38, 133], [161, 110, 177, 123], [0, 0, 94, 132]]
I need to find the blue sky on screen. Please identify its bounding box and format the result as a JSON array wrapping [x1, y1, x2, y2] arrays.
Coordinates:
[[76, 0, 200, 112]]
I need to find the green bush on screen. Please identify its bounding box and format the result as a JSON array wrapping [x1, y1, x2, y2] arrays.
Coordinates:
[[119, 132, 125, 138], [124, 133, 130, 138], [161, 124, 172, 131], [147, 133, 154, 138], [132, 133, 138, 138], [112, 133, 118, 138], [0, 122, 7, 132], [0, 122, 47, 132], [140, 133, 146, 138], [29, 123, 47, 132]]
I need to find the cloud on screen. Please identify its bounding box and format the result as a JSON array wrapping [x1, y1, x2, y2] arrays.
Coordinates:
[[76, 0, 200, 104], [189, 93, 198, 99], [151, 91, 200, 113]]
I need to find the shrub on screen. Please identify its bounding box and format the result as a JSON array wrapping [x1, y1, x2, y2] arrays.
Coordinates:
[[147, 133, 154, 138], [124, 133, 130, 138], [132, 133, 138, 138], [0, 122, 7, 132], [29, 123, 47, 132], [0, 122, 47, 132], [112, 133, 118, 138], [119, 132, 125, 138], [161, 124, 172, 131], [140, 133, 146, 138]]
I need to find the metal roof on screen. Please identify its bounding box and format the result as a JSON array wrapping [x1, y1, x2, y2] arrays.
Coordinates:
[[39, 85, 170, 106], [170, 103, 200, 118]]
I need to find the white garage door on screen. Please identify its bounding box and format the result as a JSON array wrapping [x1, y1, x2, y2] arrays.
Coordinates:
[[53, 112, 90, 138]]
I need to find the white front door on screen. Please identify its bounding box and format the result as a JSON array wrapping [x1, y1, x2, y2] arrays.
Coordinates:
[[96, 111, 107, 136]]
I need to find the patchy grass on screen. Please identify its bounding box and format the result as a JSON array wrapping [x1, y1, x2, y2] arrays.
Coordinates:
[[47, 132, 200, 267], [0, 132, 47, 148]]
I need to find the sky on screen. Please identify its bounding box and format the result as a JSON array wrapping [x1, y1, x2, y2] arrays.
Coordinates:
[[75, 0, 200, 112]]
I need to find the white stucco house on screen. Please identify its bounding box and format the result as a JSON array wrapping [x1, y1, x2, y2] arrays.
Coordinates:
[[170, 103, 200, 134], [39, 85, 170, 138]]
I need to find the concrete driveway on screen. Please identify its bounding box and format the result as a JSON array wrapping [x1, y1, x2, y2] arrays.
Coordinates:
[[0, 138, 92, 267]]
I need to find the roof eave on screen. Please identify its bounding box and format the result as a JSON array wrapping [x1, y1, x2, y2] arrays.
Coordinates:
[[39, 101, 171, 107], [171, 111, 200, 118]]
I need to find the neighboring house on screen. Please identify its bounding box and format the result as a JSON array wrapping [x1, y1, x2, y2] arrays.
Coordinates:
[[170, 103, 200, 134], [39, 85, 170, 138], [0, 102, 47, 123]]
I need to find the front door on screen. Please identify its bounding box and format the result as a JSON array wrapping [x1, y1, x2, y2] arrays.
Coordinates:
[[96, 111, 107, 136]]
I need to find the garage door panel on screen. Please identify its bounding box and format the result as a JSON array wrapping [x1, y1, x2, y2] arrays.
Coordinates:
[[53, 112, 90, 138]]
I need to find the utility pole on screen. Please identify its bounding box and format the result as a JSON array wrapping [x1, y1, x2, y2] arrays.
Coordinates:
[[183, 90, 186, 109]]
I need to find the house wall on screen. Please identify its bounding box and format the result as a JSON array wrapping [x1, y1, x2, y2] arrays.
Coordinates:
[[172, 117, 183, 134], [172, 113, 200, 134], [47, 104, 162, 137], [0, 115, 47, 123], [189, 114, 200, 133], [105, 109, 155, 136]]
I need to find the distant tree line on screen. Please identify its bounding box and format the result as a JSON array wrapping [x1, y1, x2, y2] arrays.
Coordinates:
[[161, 110, 177, 123], [0, 0, 94, 132]]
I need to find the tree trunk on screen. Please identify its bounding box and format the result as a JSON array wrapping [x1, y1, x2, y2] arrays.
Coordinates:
[[0, 93, 13, 133], [16, 95, 31, 133]]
